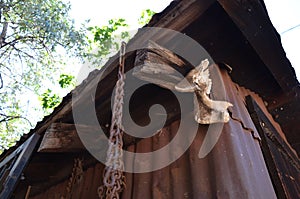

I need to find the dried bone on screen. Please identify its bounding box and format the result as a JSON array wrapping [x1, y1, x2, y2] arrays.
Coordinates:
[[133, 41, 232, 124], [175, 59, 233, 124]]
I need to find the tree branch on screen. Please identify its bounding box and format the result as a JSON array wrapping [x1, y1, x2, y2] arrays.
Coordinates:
[[10, 43, 35, 59], [0, 21, 8, 47], [0, 73, 3, 89], [0, 113, 32, 126], [1, 35, 42, 49]]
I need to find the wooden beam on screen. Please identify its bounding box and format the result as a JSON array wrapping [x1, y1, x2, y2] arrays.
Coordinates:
[[133, 40, 193, 90], [147, 0, 215, 32], [217, 0, 298, 90], [0, 133, 41, 199], [246, 95, 300, 198], [38, 123, 106, 153], [0, 142, 25, 169]]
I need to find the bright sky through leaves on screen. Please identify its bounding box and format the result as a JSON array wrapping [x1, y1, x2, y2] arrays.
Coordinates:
[[67, 0, 300, 80]]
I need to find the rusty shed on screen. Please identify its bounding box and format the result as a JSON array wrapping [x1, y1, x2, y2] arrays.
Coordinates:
[[0, 0, 299, 198]]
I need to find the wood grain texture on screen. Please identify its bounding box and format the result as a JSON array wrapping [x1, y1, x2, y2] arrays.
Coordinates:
[[38, 123, 105, 153]]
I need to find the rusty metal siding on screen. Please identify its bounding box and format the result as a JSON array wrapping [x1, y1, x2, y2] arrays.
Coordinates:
[[30, 163, 104, 199], [31, 68, 278, 199]]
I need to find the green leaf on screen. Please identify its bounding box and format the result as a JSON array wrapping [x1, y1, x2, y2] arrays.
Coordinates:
[[39, 89, 61, 109], [58, 74, 75, 88], [138, 9, 156, 25]]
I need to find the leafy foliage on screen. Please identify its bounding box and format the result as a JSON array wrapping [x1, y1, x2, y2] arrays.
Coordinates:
[[85, 10, 155, 66], [138, 9, 156, 25], [40, 74, 75, 110], [59, 74, 75, 88], [0, 0, 85, 154], [86, 18, 130, 66], [0, 4, 156, 154], [40, 89, 61, 109]]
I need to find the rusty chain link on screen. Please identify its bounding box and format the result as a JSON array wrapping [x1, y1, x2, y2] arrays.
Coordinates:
[[61, 158, 83, 199], [98, 42, 126, 199]]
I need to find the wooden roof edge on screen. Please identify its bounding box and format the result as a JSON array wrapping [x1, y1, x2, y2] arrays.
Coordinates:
[[0, 0, 212, 160], [34, 0, 214, 133], [217, 0, 299, 90]]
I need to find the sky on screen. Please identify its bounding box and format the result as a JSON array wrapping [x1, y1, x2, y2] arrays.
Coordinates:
[[68, 0, 172, 29], [264, 0, 300, 79], [67, 0, 300, 80]]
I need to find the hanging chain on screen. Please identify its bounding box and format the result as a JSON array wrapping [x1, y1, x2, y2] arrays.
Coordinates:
[[61, 158, 84, 199], [98, 42, 127, 199]]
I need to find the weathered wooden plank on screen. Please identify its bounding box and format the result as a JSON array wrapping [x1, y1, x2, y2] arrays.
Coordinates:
[[133, 41, 191, 90], [0, 133, 41, 199], [146, 40, 186, 67], [217, 0, 298, 90], [246, 95, 300, 199], [38, 123, 106, 153], [146, 0, 216, 37], [0, 142, 24, 169]]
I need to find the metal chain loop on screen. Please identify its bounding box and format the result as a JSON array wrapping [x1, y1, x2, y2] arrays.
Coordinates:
[[98, 42, 126, 199], [61, 158, 83, 199]]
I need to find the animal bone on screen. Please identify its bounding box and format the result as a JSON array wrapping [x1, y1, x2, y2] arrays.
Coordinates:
[[133, 41, 232, 124], [175, 59, 233, 124]]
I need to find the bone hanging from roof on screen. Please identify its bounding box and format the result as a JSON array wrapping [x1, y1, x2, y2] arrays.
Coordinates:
[[133, 41, 233, 124]]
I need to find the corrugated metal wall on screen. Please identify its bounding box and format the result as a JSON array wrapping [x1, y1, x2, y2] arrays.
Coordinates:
[[32, 68, 279, 199]]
